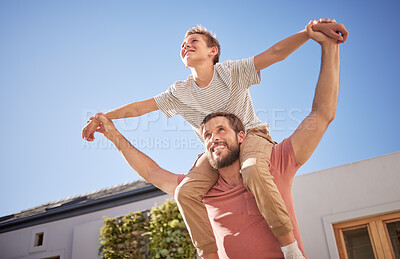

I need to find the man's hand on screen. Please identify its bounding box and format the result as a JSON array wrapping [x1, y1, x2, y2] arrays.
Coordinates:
[[82, 118, 101, 141], [92, 113, 118, 141], [306, 20, 341, 46], [311, 19, 349, 44]]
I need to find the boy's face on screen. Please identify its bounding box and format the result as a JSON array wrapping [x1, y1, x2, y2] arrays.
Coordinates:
[[181, 34, 216, 67]]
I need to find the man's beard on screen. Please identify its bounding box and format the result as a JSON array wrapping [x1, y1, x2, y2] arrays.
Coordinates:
[[208, 139, 240, 170]]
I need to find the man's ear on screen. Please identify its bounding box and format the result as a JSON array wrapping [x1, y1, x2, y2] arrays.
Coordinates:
[[237, 131, 245, 144]]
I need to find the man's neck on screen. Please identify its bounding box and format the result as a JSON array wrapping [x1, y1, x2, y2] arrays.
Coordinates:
[[218, 160, 242, 187], [190, 63, 214, 88]]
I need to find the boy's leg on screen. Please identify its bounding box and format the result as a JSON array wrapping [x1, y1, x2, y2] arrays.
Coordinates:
[[240, 126, 293, 238], [174, 153, 219, 256]]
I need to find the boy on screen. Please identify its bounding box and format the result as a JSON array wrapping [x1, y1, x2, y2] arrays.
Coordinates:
[[83, 20, 348, 258]]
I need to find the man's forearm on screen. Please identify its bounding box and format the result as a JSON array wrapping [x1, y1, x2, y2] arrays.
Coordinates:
[[108, 130, 161, 179], [311, 43, 340, 121], [106, 129, 178, 196]]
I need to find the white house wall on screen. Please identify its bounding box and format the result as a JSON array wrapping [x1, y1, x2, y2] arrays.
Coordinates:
[[0, 194, 171, 259], [293, 152, 400, 259]]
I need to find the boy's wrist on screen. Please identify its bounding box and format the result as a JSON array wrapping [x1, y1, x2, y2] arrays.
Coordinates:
[[301, 28, 310, 40]]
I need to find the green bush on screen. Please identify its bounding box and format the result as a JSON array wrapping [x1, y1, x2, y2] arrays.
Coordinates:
[[99, 199, 196, 259], [99, 211, 149, 258], [147, 199, 196, 259]]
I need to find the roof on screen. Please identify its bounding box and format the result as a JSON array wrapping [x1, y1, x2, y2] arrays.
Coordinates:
[[0, 180, 165, 233]]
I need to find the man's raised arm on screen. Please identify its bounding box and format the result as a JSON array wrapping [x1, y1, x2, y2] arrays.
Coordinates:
[[291, 21, 344, 165], [94, 113, 179, 196]]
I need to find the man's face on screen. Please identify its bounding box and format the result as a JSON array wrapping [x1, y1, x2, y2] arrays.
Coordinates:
[[202, 117, 244, 169], [180, 34, 214, 67]]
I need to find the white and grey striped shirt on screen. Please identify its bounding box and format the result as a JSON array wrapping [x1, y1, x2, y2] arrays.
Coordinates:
[[154, 57, 269, 141]]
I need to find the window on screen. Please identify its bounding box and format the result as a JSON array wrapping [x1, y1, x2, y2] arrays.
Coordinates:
[[34, 232, 44, 247], [334, 211, 400, 259], [29, 227, 48, 253], [387, 220, 400, 256]]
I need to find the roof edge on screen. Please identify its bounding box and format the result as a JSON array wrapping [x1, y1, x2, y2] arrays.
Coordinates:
[[0, 185, 165, 234], [298, 151, 400, 177]]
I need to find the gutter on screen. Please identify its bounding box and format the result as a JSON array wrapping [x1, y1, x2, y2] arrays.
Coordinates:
[[0, 185, 165, 233]]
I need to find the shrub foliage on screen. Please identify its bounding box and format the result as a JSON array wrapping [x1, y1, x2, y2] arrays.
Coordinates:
[[99, 199, 196, 259]]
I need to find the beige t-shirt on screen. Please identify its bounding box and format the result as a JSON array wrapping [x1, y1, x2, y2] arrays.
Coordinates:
[[154, 57, 269, 140]]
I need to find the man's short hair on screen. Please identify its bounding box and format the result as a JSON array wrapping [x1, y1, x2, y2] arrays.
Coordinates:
[[185, 25, 221, 64], [200, 112, 245, 136]]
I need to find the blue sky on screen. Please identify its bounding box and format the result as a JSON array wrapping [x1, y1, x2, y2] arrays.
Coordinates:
[[0, 0, 399, 217]]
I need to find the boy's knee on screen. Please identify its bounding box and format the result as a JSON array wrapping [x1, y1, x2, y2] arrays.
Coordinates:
[[174, 182, 199, 204], [241, 166, 258, 188], [241, 158, 273, 188]]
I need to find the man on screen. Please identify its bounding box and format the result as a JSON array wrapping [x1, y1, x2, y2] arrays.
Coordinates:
[[92, 21, 343, 259]]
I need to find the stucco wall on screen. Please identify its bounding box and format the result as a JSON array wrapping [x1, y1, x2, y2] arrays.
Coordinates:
[[0, 194, 171, 259], [293, 152, 400, 259]]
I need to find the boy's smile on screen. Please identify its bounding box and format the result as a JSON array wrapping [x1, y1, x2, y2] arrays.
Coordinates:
[[180, 34, 215, 67]]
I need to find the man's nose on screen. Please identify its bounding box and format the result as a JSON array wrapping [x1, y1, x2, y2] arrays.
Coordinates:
[[211, 133, 220, 142]]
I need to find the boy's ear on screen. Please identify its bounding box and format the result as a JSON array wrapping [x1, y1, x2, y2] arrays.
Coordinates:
[[209, 46, 218, 57]]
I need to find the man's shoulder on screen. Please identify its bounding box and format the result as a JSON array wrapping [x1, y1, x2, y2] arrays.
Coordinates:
[[270, 137, 301, 178]]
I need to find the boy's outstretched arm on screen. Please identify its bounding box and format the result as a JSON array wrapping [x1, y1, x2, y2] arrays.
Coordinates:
[[82, 97, 159, 141], [254, 18, 348, 72], [94, 113, 179, 196], [254, 28, 310, 72]]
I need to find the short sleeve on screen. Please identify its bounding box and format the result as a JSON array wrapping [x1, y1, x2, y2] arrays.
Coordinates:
[[154, 84, 181, 118], [269, 137, 301, 178], [230, 57, 261, 89], [177, 174, 186, 185]]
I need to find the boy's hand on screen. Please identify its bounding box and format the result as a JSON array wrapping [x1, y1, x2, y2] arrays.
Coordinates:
[[82, 115, 102, 141], [311, 18, 349, 44]]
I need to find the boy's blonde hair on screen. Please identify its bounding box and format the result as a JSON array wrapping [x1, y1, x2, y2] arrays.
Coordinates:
[[185, 25, 221, 64]]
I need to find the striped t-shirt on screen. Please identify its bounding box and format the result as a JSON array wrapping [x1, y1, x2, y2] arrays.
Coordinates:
[[154, 57, 269, 141]]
